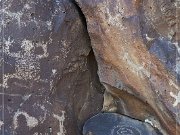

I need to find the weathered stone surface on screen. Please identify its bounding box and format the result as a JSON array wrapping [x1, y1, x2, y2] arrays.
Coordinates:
[[0, 0, 180, 134], [83, 113, 162, 135], [75, 0, 180, 134], [0, 0, 103, 134]]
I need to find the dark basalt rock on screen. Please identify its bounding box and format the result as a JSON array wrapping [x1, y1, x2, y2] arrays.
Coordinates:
[[0, 0, 103, 134], [83, 113, 162, 135]]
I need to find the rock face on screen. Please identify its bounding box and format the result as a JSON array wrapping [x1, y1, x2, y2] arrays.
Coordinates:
[[0, 0, 103, 134], [0, 0, 179, 135], [75, 0, 180, 134]]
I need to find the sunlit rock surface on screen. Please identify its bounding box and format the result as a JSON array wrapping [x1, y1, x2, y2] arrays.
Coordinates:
[[75, 0, 179, 134]]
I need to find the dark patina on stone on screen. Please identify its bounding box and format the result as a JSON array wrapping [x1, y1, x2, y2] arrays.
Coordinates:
[[83, 113, 162, 135]]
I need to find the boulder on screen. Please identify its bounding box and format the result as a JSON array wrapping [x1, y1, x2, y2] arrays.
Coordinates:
[[83, 113, 162, 135], [75, 0, 180, 134]]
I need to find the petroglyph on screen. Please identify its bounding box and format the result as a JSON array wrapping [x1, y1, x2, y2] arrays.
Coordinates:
[[0, 0, 52, 32], [98, 1, 127, 30], [173, 42, 180, 75], [0, 121, 4, 130], [33, 133, 49, 135], [32, 103, 48, 124], [53, 111, 66, 135], [123, 52, 150, 78], [13, 110, 38, 129], [0, 0, 23, 28], [111, 125, 142, 135], [61, 40, 71, 59], [145, 34, 155, 42], [38, 106, 48, 124], [52, 69, 57, 76], [169, 79, 179, 90], [144, 117, 167, 134], [46, 21, 53, 30], [1, 38, 49, 88], [20, 94, 32, 107], [170, 91, 180, 107], [145, 119, 156, 128], [24, 4, 32, 10]]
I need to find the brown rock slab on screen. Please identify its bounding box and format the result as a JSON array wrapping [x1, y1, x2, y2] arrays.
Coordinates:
[[75, 0, 180, 134]]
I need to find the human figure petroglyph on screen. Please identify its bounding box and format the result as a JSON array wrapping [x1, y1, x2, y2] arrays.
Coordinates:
[[53, 111, 66, 135]]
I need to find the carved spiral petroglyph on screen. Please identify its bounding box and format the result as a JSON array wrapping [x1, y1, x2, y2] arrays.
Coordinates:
[[111, 125, 142, 135]]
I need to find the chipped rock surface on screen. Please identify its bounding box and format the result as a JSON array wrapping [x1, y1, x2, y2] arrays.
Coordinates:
[[0, 0, 103, 134], [75, 0, 180, 134]]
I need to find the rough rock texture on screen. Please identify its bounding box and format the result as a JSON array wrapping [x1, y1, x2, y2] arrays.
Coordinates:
[[0, 0, 179, 135], [75, 0, 180, 134], [0, 0, 103, 134]]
